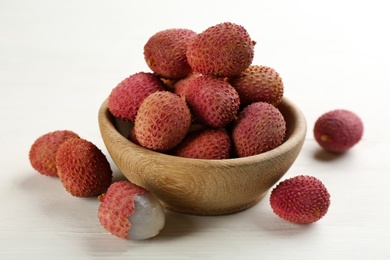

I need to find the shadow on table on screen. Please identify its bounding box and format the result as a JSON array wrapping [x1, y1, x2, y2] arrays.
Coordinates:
[[313, 147, 347, 162]]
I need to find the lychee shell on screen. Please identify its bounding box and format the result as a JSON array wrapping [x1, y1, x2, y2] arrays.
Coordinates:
[[172, 128, 231, 159], [108, 72, 166, 122], [270, 175, 331, 224], [134, 91, 192, 152], [29, 130, 80, 177], [186, 22, 255, 77], [229, 65, 284, 107], [173, 73, 202, 99], [232, 102, 286, 157], [185, 75, 240, 128], [56, 138, 112, 197], [98, 181, 146, 239], [144, 28, 197, 79], [314, 109, 363, 152]]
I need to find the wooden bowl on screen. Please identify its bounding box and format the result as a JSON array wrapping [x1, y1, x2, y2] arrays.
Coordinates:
[[98, 97, 307, 216]]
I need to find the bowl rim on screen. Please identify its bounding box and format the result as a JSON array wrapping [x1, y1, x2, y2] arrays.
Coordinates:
[[98, 96, 307, 166]]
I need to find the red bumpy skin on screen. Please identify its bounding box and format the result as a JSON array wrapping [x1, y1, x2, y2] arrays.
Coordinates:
[[314, 109, 363, 152], [98, 181, 146, 239], [229, 65, 284, 107], [108, 72, 166, 122], [270, 175, 331, 224], [185, 75, 240, 128], [172, 128, 232, 159], [186, 22, 255, 77], [144, 28, 198, 80], [29, 130, 80, 177], [134, 91, 192, 152], [173, 73, 202, 99], [56, 138, 112, 197], [232, 102, 286, 157]]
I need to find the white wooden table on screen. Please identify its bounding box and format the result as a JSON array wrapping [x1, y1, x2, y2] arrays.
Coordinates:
[[1, 0, 389, 259]]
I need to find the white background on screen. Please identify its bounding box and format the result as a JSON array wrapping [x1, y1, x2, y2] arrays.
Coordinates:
[[1, 0, 389, 259]]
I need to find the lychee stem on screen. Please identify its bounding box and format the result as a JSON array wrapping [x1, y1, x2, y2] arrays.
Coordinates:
[[320, 135, 329, 142]]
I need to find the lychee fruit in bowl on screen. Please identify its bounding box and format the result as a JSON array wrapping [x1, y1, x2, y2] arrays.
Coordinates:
[[98, 96, 306, 215], [98, 21, 307, 215]]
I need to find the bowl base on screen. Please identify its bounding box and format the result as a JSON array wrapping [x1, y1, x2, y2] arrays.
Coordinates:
[[160, 191, 268, 216]]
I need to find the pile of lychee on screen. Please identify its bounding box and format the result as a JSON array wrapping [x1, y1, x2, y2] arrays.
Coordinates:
[[28, 21, 364, 240], [108, 22, 286, 159]]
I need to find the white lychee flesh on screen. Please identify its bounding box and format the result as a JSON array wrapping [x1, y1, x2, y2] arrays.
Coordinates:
[[128, 192, 165, 240]]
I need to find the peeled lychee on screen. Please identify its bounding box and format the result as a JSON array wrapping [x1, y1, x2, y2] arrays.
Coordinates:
[[270, 175, 331, 224], [229, 65, 284, 107], [186, 22, 255, 77], [185, 75, 240, 128], [314, 109, 363, 153], [108, 72, 166, 122], [56, 138, 112, 197], [232, 102, 286, 157], [144, 28, 197, 79], [134, 91, 192, 152], [172, 128, 231, 159], [98, 181, 165, 240], [29, 130, 80, 177]]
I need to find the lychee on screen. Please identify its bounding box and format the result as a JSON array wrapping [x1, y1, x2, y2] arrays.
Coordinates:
[[229, 65, 284, 107], [98, 181, 165, 240], [185, 75, 240, 128], [144, 28, 198, 79], [173, 73, 202, 99], [232, 102, 286, 157], [29, 130, 80, 177], [314, 109, 363, 153], [56, 138, 112, 197], [270, 175, 331, 224], [134, 91, 192, 152], [172, 128, 231, 159], [186, 22, 255, 77], [108, 72, 166, 122]]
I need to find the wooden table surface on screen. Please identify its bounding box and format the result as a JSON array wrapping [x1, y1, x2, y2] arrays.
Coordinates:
[[1, 0, 389, 259]]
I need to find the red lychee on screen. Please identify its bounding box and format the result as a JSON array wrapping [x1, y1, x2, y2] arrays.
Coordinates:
[[314, 109, 363, 152], [185, 75, 240, 128], [29, 130, 80, 177], [172, 128, 231, 159], [134, 91, 192, 152], [173, 73, 202, 99], [108, 72, 166, 122], [229, 65, 284, 107], [144, 28, 197, 79], [56, 138, 112, 197], [232, 102, 286, 157], [186, 22, 255, 77], [270, 175, 331, 224]]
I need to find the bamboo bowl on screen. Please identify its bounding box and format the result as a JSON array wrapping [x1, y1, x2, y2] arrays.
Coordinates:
[[98, 97, 306, 216]]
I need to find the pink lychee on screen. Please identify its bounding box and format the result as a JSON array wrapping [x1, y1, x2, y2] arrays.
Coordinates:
[[270, 175, 331, 224]]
